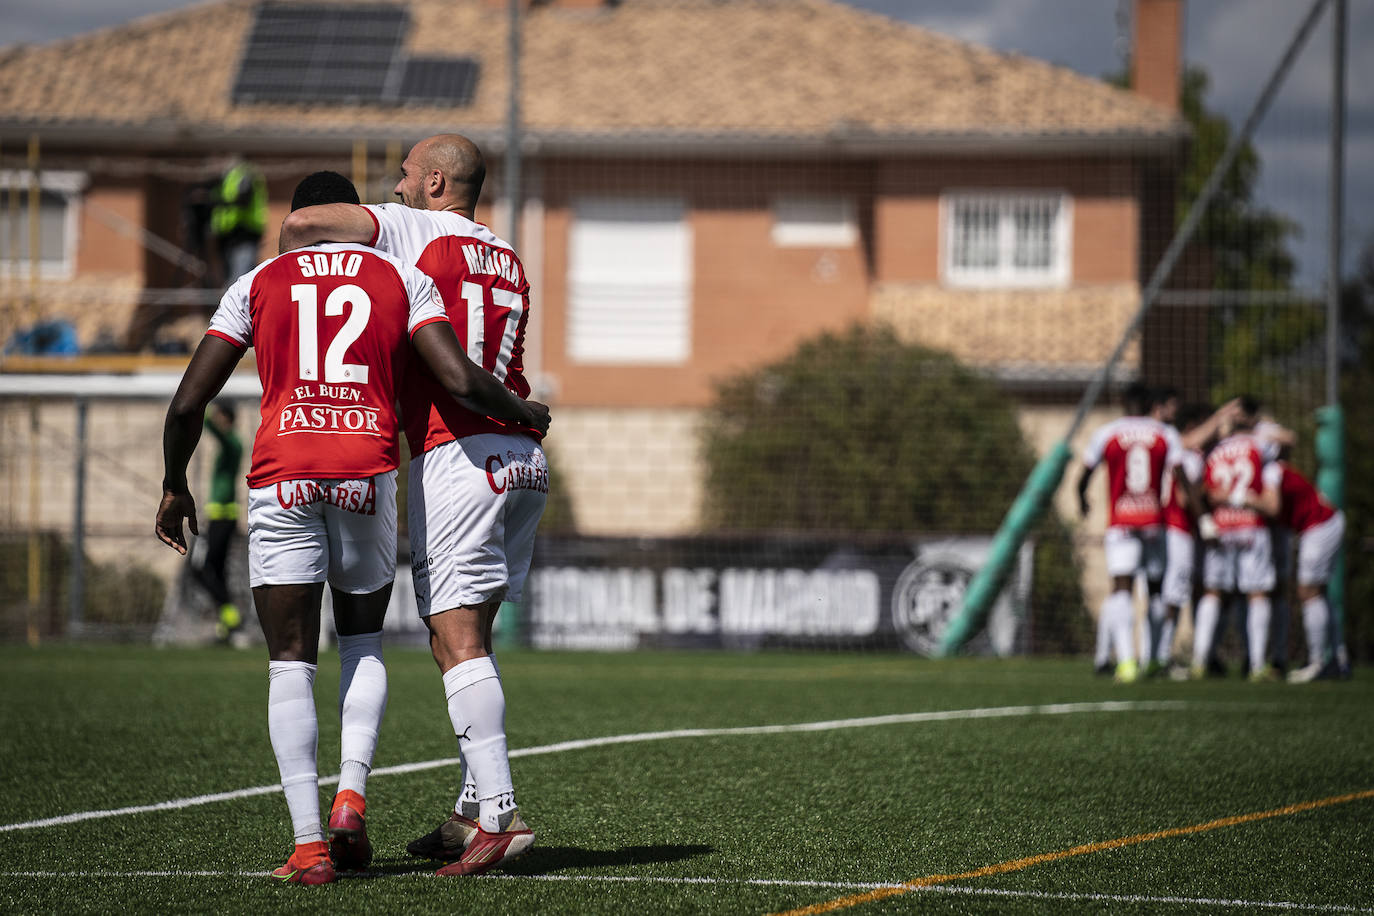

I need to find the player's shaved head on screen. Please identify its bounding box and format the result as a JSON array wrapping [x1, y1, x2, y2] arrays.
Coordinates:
[[403, 133, 485, 213]]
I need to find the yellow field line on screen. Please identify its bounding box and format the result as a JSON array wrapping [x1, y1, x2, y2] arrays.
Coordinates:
[[772, 788, 1374, 916]]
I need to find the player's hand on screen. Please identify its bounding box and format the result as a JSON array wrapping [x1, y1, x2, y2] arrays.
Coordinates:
[[1197, 513, 1219, 542], [155, 488, 199, 555], [525, 400, 551, 437]]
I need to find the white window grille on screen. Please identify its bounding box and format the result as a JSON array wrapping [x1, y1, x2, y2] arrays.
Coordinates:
[[943, 192, 1070, 288], [567, 197, 692, 365], [771, 195, 857, 247], [0, 170, 86, 279]]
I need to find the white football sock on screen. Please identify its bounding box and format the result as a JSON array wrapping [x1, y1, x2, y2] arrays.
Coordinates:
[[268, 660, 323, 844], [1093, 600, 1112, 667], [1106, 590, 1134, 667], [1144, 591, 1167, 664], [1158, 612, 1177, 667], [1247, 596, 1271, 673], [442, 656, 516, 832], [1192, 594, 1220, 669], [337, 631, 387, 798], [451, 654, 500, 818], [1301, 596, 1331, 667]]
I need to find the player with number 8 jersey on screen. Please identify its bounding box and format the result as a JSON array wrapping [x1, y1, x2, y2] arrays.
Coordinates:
[[1076, 383, 1182, 682]]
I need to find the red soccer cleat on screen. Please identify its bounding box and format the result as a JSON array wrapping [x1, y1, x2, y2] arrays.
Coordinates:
[[270, 840, 336, 885], [327, 790, 373, 870], [434, 812, 534, 877]]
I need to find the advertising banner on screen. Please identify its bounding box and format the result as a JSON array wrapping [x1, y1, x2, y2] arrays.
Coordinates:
[[523, 534, 1032, 655]]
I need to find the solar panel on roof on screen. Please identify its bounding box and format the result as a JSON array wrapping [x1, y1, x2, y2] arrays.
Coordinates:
[[394, 57, 481, 106], [231, 2, 479, 107]]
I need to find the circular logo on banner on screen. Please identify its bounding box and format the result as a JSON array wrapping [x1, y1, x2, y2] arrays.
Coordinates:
[[890, 559, 973, 655]]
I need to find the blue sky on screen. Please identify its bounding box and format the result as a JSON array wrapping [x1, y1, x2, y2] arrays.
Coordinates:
[[4, 0, 1369, 284]]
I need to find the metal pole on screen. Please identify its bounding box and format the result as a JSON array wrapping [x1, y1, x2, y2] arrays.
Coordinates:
[[70, 397, 88, 632], [1065, 0, 1330, 441], [504, 0, 522, 247], [1326, 0, 1345, 405], [26, 134, 40, 324], [352, 140, 368, 204]]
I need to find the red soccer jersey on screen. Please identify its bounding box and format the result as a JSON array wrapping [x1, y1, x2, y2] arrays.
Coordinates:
[[363, 204, 540, 456], [1267, 461, 1336, 533], [1204, 433, 1268, 532], [1082, 416, 1181, 529], [1162, 448, 1204, 533], [206, 243, 448, 487]]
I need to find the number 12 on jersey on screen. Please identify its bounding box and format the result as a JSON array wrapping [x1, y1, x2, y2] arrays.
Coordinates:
[[293, 283, 372, 384]]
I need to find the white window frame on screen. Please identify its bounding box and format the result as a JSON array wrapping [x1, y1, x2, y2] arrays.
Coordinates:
[[566, 196, 692, 366], [0, 170, 86, 279], [771, 195, 858, 248], [941, 191, 1071, 289]]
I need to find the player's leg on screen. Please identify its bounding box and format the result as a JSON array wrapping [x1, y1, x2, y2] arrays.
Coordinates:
[[1290, 512, 1344, 682], [321, 473, 398, 870], [1101, 528, 1140, 683], [1160, 528, 1194, 675], [1192, 540, 1231, 677], [248, 482, 334, 885], [1141, 530, 1168, 673], [426, 435, 545, 876], [1239, 529, 1277, 681], [1267, 526, 1293, 674]]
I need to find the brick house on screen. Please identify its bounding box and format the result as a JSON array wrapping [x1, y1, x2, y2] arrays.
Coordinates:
[[0, 0, 1186, 567]]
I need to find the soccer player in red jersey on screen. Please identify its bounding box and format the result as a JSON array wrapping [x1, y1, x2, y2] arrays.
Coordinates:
[[157, 172, 548, 885], [1195, 397, 1281, 681], [1077, 382, 1183, 682], [281, 135, 546, 875], [1234, 460, 1345, 682]]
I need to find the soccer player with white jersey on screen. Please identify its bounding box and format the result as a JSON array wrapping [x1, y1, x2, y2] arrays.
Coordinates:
[[1077, 382, 1183, 683], [281, 134, 547, 876], [1194, 397, 1281, 682], [1234, 460, 1345, 682], [157, 172, 548, 886]]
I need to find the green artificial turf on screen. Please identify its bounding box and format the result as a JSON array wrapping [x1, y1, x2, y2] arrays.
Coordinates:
[[0, 646, 1370, 914]]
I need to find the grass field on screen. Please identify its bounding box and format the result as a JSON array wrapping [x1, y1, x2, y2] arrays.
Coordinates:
[[1, 645, 1371, 915]]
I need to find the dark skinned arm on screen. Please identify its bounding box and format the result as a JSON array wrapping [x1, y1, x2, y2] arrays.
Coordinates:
[[411, 322, 550, 437], [1075, 464, 1094, 518], [278, 204, 376, 254], [156, 335, 245, 554]]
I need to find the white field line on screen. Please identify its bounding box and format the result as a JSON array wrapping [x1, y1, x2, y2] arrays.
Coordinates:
[[0, 700, 1184, 835], [0, 870, 1368, 912]]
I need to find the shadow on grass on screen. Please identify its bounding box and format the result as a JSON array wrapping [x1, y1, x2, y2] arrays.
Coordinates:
[[350, 844, 714, 879], [506, 844, 715, 874]]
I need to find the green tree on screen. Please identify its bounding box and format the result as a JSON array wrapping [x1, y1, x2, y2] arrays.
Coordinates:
[[701, 325, 1088, 653]]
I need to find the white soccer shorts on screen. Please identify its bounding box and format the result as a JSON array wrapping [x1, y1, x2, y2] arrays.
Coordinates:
[[407, 433, 548, 616], [1202, 527, 1275, 594], [1297, 511, 1344, 587], [1161, 527, 1196, 608], [247, 471, 397, 593], [1103, 525, 1165, 581]]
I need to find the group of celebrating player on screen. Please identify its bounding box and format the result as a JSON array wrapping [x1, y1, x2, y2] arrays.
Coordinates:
[[1077, 382, 1346, 685], [156, 135, 549, 884]]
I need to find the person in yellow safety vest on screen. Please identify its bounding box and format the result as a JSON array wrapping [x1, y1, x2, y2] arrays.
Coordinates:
[[211, 158, 268, 287], [191, 400, 245, 642]]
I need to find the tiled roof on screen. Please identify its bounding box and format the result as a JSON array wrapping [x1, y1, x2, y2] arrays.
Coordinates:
[[0, 0, 1184, 147]]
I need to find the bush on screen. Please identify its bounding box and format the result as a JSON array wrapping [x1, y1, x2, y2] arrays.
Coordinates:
[[701, 324, 1088, 652]]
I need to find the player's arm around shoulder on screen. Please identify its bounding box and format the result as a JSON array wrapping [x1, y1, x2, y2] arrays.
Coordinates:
[[403, 270, 550, 436], [278, 203, 377, 253]]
